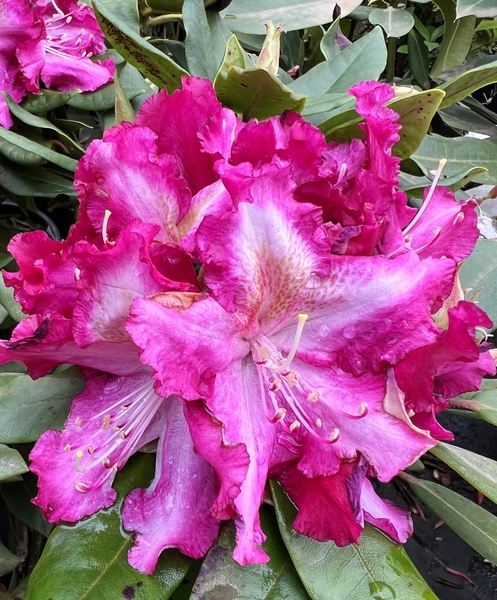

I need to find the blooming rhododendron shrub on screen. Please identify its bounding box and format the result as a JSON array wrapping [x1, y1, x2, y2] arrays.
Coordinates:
[[0, 77, 493, 574], [0, 0, 114, 128]]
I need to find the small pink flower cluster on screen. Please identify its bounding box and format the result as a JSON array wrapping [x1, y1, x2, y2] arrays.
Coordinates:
[[1, 77, 493, 573], [0, 0, 114, 128]]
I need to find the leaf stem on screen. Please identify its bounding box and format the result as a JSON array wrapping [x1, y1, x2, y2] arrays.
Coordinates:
[[386, 36, 397, 83]]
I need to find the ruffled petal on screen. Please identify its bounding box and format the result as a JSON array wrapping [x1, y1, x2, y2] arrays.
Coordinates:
[[271, 252, 454, 375], [278, 461, 363, 545], [203, 360, 275, 565], [0, 314, 142, 378], [135, 77, 223, 195], [183, 400, 250, 520], [406, 187, 479, 262], [40, 53, 114, 93], [286, 361, 434, 481], [30, 373, 164, 522], [123, 398, 219, 574], [74, 123, 192, 243], [126, 294, 249, 399], [361, 478, 412, 543], [197, 165, 330, 329]]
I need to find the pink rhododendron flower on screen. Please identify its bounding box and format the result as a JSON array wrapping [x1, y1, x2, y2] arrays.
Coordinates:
[[0, 0, 114, 128], [0, 76, 494, 574]]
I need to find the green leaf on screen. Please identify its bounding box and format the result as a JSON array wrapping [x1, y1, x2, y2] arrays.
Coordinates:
[[0, 135, 46, 166], [221, 0, 363, 34], [369, 7, 415, 38], [0, 369, 84, 443], [460, 239, 497, 328], [441, 104, 497, 138], [114, 71, 135, 123], [1, 472, 53, 537], [411, 134, 497, 185], [431, 0, 475, 79], [97, 0, 140, 32], [456, 0, 497, 18], [301, 92, 355, 126], [24, 454, 190, 600], [21, 90, 81, 114], [289, 27, 386, 96], [320, 19, 342, 62], [271, 480, 438, 600], [476, 19, 497, 30], [215, 67, 306, 121], [92, 0, 188, 91], [438, 58, 497, 108], [453, 381, 497, 426], [0, 542, 22, 577], [191, 506, 310, 599], [3, 93, 84, 154], [214, 35, 246, 86], [184, 0, 219, 79], [0, 129, 77, 171], [431, 442, 497, 505], [403, 472, 497, 565], [0, 445, 28, 482], [0, 274, 25, 322], [408, 29, 430, 89], [399, 166, 487, 196]]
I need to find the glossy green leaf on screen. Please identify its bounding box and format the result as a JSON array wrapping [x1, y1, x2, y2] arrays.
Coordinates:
[[369, 7, 415, 38], [301, 93, 355, 126], [411, 134, 497, 185], [24, 454, 190, 600], [408, 29, 430, 89], [453, 381, 497, 426], [399, 166, 487, 196], [184, 0, 219, 79], [145, 0, 216, 11], [431, 0, 475, 78], [460, 239, 497, 327], [431, 442, 497, 505], [289, 27, 386, 96], [0, 128, 77, 171], [441, 104, 497, 138], [320, 20, 343, 62], [191, 506, 310, 599], [0, 369, 84, 443], [221, 0, 362, 34], [404, 472, 497, 565], [0, 135, 45, 166], [21, 90, 81, 114], [0, 542, 22, 577], [438, 58, 497, 108], [3, 93, 84, 154], [1, 472, 53, 537], [0, 274, 25, 322], [215, 67, 306, 121], [456, 0, 497, 18], [97, 0, 140, 32], [214, 35, 246, 87], [271, 480, 438, 600], [92, 0, 188, 91], [0, 445, 28, 482], [206, 7, 234, 73]]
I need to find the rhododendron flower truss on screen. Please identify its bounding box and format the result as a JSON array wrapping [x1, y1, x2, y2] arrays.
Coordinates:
[[0, 0, 114, 128], [126, 158, 479, 565]]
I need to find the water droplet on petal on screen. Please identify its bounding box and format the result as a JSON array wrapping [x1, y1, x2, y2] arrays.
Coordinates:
[[342, 324, 357, 340], [319, 325, 330, 338]]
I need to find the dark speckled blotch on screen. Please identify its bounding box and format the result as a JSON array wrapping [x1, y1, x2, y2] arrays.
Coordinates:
[[122, 585, 135, 599]]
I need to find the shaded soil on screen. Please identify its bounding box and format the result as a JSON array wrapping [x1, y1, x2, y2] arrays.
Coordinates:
[[382, 414, 497, 599]]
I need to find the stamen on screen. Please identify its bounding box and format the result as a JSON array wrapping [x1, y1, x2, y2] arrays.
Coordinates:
[[75, 481, 89, 492], [270, 407, 287, 423], [315, 418, 322, 428], [75, 416, 82, 426], [74, 450, 84, 472], [307, 391, 320, 403], [329, 428, 340, 442], [454, 212, 465, 225], [289, 420, 300, 432], [101, 209, 113, 245], [74, 267, 81, 281], [403, 159, 447, 236], [282, 314, 308, 369], [64, 444, 71, 452], [269, 378, 281, 392]]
